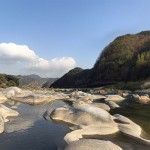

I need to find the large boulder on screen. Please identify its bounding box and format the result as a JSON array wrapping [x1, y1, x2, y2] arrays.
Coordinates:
[[50, 103, 118, 143], [65, 139, 122, 150]]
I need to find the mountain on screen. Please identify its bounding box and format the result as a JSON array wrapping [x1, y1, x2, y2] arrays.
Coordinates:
[[51, 31, 150, 88], [50, 67, 91, 88], [0, 74, 19, 88], [17, 74, 58, 88]]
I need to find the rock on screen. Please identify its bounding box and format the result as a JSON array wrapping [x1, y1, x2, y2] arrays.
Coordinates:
[[105, 101, 120, 109], [70, 91, 106, 100], [0, 104, 19, 122], [99, 89, 107, 95], [73, 101, 110, 111], [138, 95, 150, 104], [65, 139, 122, 150], [105, 95, 124, 102], [130, 94, 150, 104], [0, 115, 4, 133], [89, 102, 110, 111], [113, 114, 150, 145], [0, 92, 7, 103], [50, 103, 118, 143], [3, 87, 22, 98], [12, 92, 69, 105], [49, 101, 150, 145]]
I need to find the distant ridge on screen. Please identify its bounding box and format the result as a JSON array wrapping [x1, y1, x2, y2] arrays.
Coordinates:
[[17, 74, 58, 88]]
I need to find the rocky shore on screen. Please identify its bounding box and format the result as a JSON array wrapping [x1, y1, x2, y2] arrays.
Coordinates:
[[0, 86, 150, 149]]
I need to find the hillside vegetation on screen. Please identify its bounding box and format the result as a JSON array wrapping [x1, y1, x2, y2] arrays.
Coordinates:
[[51, 31, 150, 88], [0, 74, 19, 88], [90, 31, 150, 83]]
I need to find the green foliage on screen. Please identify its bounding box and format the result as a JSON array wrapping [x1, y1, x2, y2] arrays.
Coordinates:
[[7, 80, 16, 87], [93, 31, 150, 82], [51, 31, 150, 88], [0, 74, 19, 87]]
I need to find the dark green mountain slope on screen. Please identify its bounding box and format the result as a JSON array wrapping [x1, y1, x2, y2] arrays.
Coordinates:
[[51, 31, 150, 88]]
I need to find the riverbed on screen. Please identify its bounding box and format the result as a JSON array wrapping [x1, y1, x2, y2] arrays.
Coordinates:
[[0, 101, 150, 150]]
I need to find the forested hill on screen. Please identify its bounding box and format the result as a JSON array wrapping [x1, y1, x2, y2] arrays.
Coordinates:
[[0, 74, 19, 88], [52, 31, 150, 88]]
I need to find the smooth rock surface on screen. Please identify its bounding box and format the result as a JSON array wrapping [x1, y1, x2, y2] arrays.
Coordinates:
[[3, 87, 22, 98], [105, 95, 124, 102], [0, 104, 19, 122], [105, 100, 120, 109], [113, 114, 150, 145], [65, 139, 122, 150], [50, 103, 118, 143], [0, 92, 8, 103]]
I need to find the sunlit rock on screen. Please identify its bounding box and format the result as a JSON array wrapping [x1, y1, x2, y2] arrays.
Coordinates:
[[65, 139, 122, 150], [105, 100, 120, 109], [105, 95, 124, 102], [12, 92, 69, 105], [73, 101, 110, 111], [0, 92, 8, 103], [50, 103, 118, 143]]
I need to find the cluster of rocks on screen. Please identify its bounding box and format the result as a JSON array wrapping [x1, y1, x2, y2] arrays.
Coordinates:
[[0, 86, 150, 149], [44, 90, 150, 150], [0, 86, 71, 135]]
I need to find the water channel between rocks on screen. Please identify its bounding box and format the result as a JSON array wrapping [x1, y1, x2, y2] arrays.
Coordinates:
[[0, 100, 150, 150]]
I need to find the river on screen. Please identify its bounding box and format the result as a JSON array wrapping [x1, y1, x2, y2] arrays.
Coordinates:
[[0, 101, 150, 150]]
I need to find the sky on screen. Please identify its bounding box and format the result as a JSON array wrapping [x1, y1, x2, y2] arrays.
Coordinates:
[[0, 0, 150, 77]]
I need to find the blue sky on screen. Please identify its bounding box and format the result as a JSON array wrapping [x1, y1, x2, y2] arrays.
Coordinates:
[[0, 0, 150, 77]]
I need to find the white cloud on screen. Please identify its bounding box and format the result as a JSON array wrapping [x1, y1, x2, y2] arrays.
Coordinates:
[[0, 43, 76, 77]]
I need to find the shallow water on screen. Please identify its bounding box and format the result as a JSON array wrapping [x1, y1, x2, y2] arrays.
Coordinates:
[[0, 101, 150, 150], [109, 103, 150, 150], [0, 101, 70, 150]]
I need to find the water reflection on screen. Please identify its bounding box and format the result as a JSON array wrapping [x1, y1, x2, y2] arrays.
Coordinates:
[[0, 101, 150, 150], [0, 101, 70, 150]]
